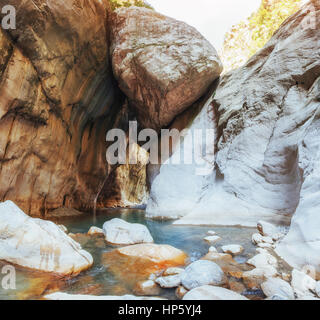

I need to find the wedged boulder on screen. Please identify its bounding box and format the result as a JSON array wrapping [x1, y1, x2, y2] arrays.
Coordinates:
[[102, 244, 187, 285], [102, 218, 153, 245], [147, 1, 320, 226], [133, 280, 161, 296], [0, 201, 93, 275], [180, 260, 225, 290], [183, 285, 248, 300], [110, 6, 222, 130]]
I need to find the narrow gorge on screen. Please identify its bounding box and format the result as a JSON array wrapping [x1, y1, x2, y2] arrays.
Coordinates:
[[0, 0, 319, 302]]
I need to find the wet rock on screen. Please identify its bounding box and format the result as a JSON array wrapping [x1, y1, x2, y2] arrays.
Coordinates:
[[156, 275, 181, 288], [163, 267, 184, 276], [208, 246, 218, 253], [103, 244, 187, 285], [221, 245, 244, 256], [252, 233, 264, 245], [180, 260, 225, 290], [133, 280, 161, 296], [110, 6, 222, 130], [176, 286, 188, 299], [87, 227, 104, 236], [103, 218, 153, 245], [204, 236, 221, 244], [242, 267, 278, 290], [0, 201, 93, 275], [257, 221, 279, 238], [183, 285, 249, 300], [202, 252, 249, 279], [291, 269, 316, 298], [261, 278, 294, 300], [229, 280, 246, 294]]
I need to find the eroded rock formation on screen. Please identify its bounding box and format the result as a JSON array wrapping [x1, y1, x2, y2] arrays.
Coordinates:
[[147, 1, 320, 228], [0, 0, 122, 216]]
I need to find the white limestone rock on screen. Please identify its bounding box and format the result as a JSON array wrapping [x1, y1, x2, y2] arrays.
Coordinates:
[[261, 278, 294, 300], [204, 236, 221, 244], [291, 269, 316, 298], [102, 218, 153, 245], [247, 253, 278, 269], [87, 226, 104, 236], [0, 201, 93, 275], [221, 244, 244, 256], [163, 267, 184, 276], [180, 260, 225, 290], [156, 275, 181, 288], [183, 285, 248, 300]]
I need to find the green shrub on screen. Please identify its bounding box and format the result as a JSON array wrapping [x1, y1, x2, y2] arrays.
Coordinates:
[[109, 0, 153, 11]]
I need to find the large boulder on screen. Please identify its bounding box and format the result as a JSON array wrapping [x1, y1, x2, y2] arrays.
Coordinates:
[[180, 260, 225, 290], [0, 201, 93, 275], [183, 285, 248, 300], [110, 6, 223, 130], [102, 218, 154, 245], [103, 244, 187, 285]]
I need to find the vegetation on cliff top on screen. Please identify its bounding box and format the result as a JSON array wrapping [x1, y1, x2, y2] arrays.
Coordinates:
[[220, 0, 303, 72], [109, 0, 153, 10]]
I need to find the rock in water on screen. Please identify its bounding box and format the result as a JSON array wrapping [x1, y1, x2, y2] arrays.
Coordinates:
[[87, 227, 104, 236], [0, 201, 93, 275], [183, 285, 248, 300], [221, 245, 244, 256], [261, 278, 294, 300], [103, 218, 153, 245], [133, 280, 161, 296], [180, 260, 225, 290], [103, 244, 187, 285], [110, 6, 222, 130]]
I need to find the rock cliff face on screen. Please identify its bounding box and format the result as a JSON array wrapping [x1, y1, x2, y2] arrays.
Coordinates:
[[0, 0, 122, 216], [109, 6, 223, 130], [147, 1, 320, 227]]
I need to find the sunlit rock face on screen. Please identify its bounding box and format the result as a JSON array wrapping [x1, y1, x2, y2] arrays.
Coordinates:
[[0, 0, 124, 216], [0, 201, 93, 275], [110, 6, 223, 131], [147, 1, 320, 227]]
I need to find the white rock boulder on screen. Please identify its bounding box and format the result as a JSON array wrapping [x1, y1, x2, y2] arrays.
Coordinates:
[[221, 245, 244, 256], [261, 278, 294, 300], [156, 275, 181, 288], [180, 260, 225, 290], [102, 218, 153, 245], [183, 285, 248, 300], [291, 269, 316, 298], [0, 201, 93, 275], [87, 226, 104, 236]]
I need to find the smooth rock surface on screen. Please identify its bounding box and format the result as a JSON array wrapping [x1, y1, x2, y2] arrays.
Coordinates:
[[183, 285, 248, 300], [155, 275, 181, 288], [291, 269, 316, 298], [87, 227, 104, 236], [110, 6, 222, 130], [103, 218, 153, 245], [0, 201, 93, 275], [133, 280, 161, 296], [221, 245, 244, 255], [261, 277, 294, 300], [180, 260, 225, 290], [103, 244, 187, 284]]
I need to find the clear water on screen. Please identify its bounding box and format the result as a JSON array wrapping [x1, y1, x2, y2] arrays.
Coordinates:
[[0, 209, 257, 300]]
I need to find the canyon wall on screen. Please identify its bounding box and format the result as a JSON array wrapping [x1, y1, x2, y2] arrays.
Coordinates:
[[147, 0, 320, 227], [0, 0, 121, 216]]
